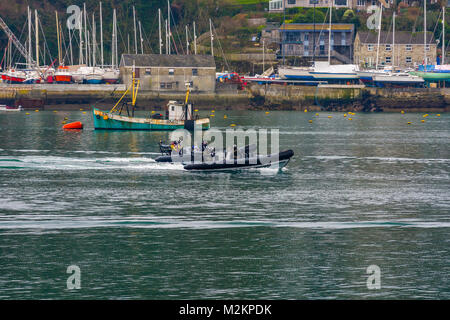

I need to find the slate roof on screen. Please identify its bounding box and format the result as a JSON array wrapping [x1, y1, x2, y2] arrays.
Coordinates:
[[120, 54, 216, 68], [357, 31, 435, 45]]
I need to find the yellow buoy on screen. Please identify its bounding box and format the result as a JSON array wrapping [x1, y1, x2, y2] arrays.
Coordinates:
[[328, 115, 332, 118], [151, 110, 155, 113], [315, 113, 319, 116], [265, 111, 270, 114], [401, 110, 405, 114], [421, 119, 425, 123], [308, 120, 313, 123], [348, 118, 353, 121], [230, 124, 236, 127], [82, 112, 86, 114], [212, 110, 215, 113], [25, 112, 30, 115], [80, 108, 84, 111], [224, 115, 227, 119], [210, 114, 215, 117], [35, 109, 39, 112], [344, 113, 347, 117], [64, 117, 68, 120], [103, 115, 109, 120], [304, 109, 308, 113], [407, 122, 412, 124], [62, 121, 67, 124], [194, 109, 198, 112], [423, 114, 429, 118], [437, 114, 441, 117]]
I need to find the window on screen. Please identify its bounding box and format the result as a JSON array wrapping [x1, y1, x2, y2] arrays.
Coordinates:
[[385, 56, 391, 64], [426, 45, 430, 51], [287, 0, 296, 4], [334, 0, 347, 5], [368, 44, 374, 51], [269, 0, 282, 10], [357, 0, 365, 5], [309, 0, 319, 4], [406, 56, 412, 63], [145, 68, 151, 75], [385, 44, 391, 51], [192, 68, 198, 76], [168, 69, 174, 75], [405, 44, 412, 51], [319, 45, 325, 55], [341, 32, 346, 45], [160, 83, 166, 89], [166, 83, 173, 89]]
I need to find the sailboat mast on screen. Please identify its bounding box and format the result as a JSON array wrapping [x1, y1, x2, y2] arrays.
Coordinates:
[[443, 6, 445, 65], [209, 19, 214, 57], [393, 11, 395, 67], [92, 13, 96, 67], [100, 1, 104, 67], [193, 21, 197, 55], [165, 19, 168, 54], [69, 27, 73, 66], [328, 1, 332, 64], [158, 9, 162, 54], [139, 21, 144, 54], [186, 25, 189, 55], [375, 5, 383, 70], [35, 10, 39, 67], [28, 6, 32, 68], [79, 9, 83, 65], [168, 1, 171, 55], [84, 3, 88, 66], [133, 6, 138, 54], [424, 0, 427, 65], [56, 11, 61, 65]]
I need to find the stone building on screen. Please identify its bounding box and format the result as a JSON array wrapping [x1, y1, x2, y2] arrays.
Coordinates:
[[119, 54, 216, 93], [279, 23, 355, 63], [269, 0, 357, 11], [354, 31, 437, 68]]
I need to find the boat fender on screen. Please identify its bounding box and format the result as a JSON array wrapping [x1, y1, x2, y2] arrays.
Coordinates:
[[103, 115, 109, 120]]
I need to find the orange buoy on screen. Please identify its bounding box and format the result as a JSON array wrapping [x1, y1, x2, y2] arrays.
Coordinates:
[[63, 121, 83, 130]]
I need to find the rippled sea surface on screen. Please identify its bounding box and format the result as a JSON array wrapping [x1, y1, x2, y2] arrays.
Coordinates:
[[0, 110, 449, 299]]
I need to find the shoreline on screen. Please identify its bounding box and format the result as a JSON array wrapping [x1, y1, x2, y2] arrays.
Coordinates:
[[0, 83, 449, 112]]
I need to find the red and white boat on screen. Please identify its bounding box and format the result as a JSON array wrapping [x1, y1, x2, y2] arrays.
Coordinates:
[[54, 66, 72, 83], [5, 69, 27, 84]]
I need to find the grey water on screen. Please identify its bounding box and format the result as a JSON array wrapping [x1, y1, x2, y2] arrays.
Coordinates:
[[0, 110, 449, 299]]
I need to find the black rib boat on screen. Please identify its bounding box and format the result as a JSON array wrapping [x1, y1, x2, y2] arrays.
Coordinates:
[[183, 149, 294, 171]]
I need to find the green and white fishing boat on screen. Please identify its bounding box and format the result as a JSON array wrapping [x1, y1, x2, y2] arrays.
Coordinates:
[[92, 67, 210, 131]]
